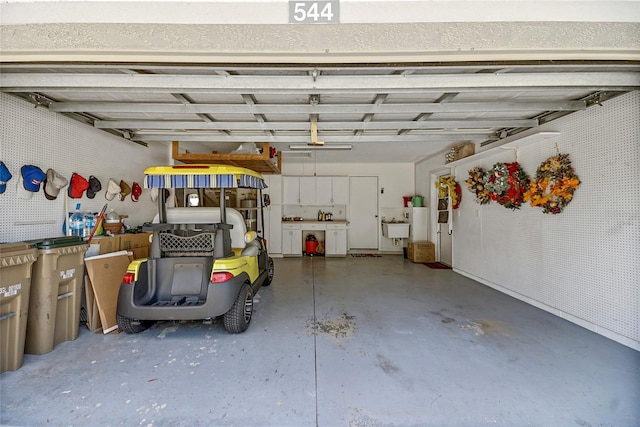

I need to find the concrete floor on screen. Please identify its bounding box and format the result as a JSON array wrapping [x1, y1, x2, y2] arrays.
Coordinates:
[[1, 255, 639, 427]]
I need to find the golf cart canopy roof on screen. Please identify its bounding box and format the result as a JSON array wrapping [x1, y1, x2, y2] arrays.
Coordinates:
[[144, 164, 267, 189]]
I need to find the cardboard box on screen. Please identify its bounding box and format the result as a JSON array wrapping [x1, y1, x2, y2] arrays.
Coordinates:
[[92, 235, 121, 255], [408, 241, 435, 263], [454, 142, 475, 161], [119, 233, 152, 251], [130, 246, 149, 260], [83, 274, 102, 333], [84, 251, 131, 334]]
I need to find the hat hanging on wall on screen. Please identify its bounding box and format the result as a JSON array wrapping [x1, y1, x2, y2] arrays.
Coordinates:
[[119, 180, 131, 201], [17, 165, 46, 200], [86, 176, 102, 199], [43, 168, 69, 200], [0, 161, 12, 195], [68, 172, 89, 199], [131, 182, 142, 202], [105, 178, 121, 201]]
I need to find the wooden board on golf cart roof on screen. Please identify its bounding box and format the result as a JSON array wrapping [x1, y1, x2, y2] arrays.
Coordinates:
[[172, 141, 281, 174]]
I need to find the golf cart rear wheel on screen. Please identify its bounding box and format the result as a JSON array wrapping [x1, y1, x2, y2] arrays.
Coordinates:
[[263, 257, 275, 287], [117, 314, 153, 334], [223, 283, 253, 333]]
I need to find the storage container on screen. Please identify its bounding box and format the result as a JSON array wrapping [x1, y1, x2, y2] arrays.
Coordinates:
[[408, 241, 435, 263], [24, 237, 89, 355], [0, 243, 38, 372]]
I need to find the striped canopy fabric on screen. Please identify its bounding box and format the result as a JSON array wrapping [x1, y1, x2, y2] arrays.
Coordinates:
[[144, 165, 267, 189]]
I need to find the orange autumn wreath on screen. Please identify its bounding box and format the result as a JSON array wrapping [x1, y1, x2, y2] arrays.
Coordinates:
[[523, 153, 580, 214]]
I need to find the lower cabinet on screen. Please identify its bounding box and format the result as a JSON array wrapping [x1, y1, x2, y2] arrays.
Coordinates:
[[282, 223, 302, 256], [282, 222, 347, 257], [325, 224, 347, 257]]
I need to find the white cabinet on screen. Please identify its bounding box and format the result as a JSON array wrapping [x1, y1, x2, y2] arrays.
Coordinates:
[[331, 177, 349, 205], [299, 177, 316, 205], [263, 174, 282, 205], [265, 204, 282, 254], [283, 176, 349, 206], [282, 176, 300, 205], [315, 177, 333, 205], [282, 223, 302, 256], [325, 223, 347, 257]]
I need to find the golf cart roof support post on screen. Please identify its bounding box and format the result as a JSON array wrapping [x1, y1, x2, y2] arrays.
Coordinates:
[[220, 188, 227, 224], [259, 189, 264, 237], [158, 190, 167, 223]]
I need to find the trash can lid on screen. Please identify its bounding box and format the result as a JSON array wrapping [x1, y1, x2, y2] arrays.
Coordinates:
[[0, 242, 38, 266], [0, 242, 35, 253], [27, 236, 86, 249]]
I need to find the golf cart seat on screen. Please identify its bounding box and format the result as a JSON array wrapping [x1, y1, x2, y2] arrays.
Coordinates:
[[150, 207, 248, 258], [153, 207, 247, 248], [241, 231, 260, 256]]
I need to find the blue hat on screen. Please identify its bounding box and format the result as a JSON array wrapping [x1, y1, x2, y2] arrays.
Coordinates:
[[21, 165, 46, 191], [0, 161, 12, 194]]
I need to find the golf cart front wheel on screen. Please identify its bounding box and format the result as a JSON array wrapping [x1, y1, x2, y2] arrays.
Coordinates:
[[263, 257, 275, 286]]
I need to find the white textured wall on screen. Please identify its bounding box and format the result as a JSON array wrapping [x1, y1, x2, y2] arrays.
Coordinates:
[[418, 91, 640, 350], [0, 93, 170, 242]]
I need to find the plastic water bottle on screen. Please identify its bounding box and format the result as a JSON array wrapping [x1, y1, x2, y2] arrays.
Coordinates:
[[68, 204, 85, 237], [69, 211, 85, 237], [84, 212, 96, 237]]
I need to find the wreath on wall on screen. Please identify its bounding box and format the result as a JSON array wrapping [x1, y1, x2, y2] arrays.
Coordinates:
[[484, 161, 530, 210], [523, 153, 580, 214], [464, 167, 491, 205], [435, 176, 462, 209]]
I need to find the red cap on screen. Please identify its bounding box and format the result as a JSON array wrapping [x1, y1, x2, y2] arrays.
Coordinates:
[[131, 182, 142, 202], [67, 172, 89, 199]]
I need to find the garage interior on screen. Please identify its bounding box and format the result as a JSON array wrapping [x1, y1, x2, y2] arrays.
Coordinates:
[[1, 1, 639, 426]]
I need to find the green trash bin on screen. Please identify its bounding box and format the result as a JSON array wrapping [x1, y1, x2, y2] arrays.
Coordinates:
[[24, 237, 89, 355], [0, 242, 38, 373]]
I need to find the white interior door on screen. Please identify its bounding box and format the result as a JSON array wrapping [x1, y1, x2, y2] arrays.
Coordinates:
[[431, 170, 453, 266], [348, 176, 378, 250]]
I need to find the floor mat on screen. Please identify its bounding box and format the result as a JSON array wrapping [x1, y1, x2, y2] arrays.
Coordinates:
[[350, 254, 382, 257], [424, 262, 451, 269]]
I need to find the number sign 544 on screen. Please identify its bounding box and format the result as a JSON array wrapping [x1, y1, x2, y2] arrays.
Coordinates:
[[289, 1, 340, 23]]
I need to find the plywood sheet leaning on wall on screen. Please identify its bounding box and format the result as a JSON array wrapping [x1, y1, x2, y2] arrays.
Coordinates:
[[85, 251, 131, 334]]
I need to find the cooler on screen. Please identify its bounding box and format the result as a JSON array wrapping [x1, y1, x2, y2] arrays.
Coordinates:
[[0, 243, 38, 373], [24, 237, 89, 355]]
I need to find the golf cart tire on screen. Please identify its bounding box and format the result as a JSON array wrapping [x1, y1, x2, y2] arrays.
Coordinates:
[[117, 314, 153, 334], [263, 257, 275, 287], [223, 283, 253, 334]]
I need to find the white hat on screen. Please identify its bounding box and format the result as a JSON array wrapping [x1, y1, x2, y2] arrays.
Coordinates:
[[105, 178, 122, 201], [43, 168, 69, 200], [16, 176, 33, 199]]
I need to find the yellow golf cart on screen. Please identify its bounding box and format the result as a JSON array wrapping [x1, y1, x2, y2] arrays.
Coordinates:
[[117, 164, 274, 334]]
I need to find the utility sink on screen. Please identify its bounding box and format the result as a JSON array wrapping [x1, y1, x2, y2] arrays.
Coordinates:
[[382, 222, 410, 238]]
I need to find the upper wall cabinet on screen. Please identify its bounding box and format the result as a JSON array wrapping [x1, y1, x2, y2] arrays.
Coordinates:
[[283, 176, 349, 206], [331, 177, 349, 205], [299, 177, 317, 205], [283, 176, 301, 205], [263, 174, 283, 205]]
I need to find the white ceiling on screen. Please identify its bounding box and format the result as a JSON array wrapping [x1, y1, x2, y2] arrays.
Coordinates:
[[1, 1, 639, 165], [2, 62, 639, 164]]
